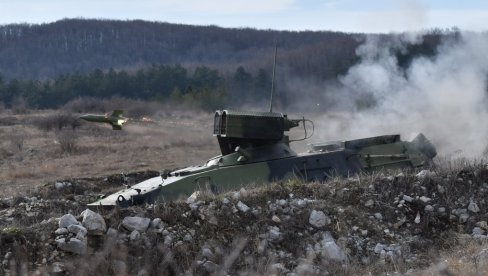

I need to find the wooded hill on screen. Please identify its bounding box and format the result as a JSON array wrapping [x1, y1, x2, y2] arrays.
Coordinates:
[[0, 19, 446, 110], [0, 19, 364, 81]]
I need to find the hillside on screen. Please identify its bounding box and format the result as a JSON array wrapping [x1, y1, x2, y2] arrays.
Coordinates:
[[0, 19, 359, 80], [1, 163, 488, 275], [0, 19, 446, 82], [0, 107, 487, 275]]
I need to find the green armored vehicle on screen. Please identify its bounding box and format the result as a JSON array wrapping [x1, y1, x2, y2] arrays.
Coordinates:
[[88, 109, 436, 208]]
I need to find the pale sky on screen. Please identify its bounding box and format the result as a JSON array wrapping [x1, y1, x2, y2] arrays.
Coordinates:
[[0, 0, 487, 33]]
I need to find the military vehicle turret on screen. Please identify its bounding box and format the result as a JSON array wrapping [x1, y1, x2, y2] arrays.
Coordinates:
[[88, 109, 436, 208]]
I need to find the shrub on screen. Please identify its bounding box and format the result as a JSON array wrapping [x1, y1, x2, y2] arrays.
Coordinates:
[[55, 129, 78, 154], [32, 113, 81, 131]]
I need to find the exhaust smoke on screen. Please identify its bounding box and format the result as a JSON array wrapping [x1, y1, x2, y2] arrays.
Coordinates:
[[297, 31, 488, 158]]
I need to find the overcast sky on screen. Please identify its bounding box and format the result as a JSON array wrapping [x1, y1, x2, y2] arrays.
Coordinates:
[[0, 0, 487, 33]]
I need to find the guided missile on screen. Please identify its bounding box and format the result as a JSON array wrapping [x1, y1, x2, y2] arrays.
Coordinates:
[[79, 110, 128, 130]]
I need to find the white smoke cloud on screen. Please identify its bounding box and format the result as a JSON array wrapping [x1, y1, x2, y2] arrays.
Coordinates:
[[306, 31, 488, 157]]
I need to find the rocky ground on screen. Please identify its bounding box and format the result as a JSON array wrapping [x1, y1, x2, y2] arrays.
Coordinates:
[[1, 162, 488, 275]]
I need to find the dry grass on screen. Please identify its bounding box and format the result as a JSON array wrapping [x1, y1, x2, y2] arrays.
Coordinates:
[[0, 107, 218, 197], [414, 239, 488, 275]]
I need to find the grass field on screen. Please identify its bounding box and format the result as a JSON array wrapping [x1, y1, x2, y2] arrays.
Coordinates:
[[0, 106, 219, 197]]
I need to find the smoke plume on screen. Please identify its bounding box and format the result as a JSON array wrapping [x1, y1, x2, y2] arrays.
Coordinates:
[[297, 31, 488, 157]]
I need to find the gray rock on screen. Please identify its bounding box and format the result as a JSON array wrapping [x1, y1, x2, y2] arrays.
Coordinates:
[[59, 214, 79, 228], [374, 213, 383, 220], [203, 260, 218, 273], [425, 205, 434, 212], [364, 199, 374, 207], [403, 195, 414, 202], [57, 238, 87, 255], [202, 247, 215, 261], [237, 201, 250, 213], [437, 185, 446, 194], [460, 213, 470, 223], [294, 199, 307, 208], [420, 196, 431, 203], [106, 227, 118, 237], [186, 191, 200, 204], [267, 226, 282, 242], [55, 228, 69, 235], [476, 221, 488, 230], [81, 209, 106, 235], [54, 182, 66, 190], [320, 232, 347, 262], [271, 263, 287, 273], [416, 170, 434, 179], [468, 201, 480, 213], [414, 212, 421, 224], [309, 210, 330, 228], [472, 227, 485, 236], [68, 224, 87, 236], [374, 243, 385, 254], [130, 230, 141, 241], [272, 215, 281, 223], [150, 218, 163, 229], [51, 262, 66, 273], [122, 217, 151, 232]]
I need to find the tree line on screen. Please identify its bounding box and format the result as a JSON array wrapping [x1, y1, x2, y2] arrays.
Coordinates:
[[0, 19, 451, 111], [0, 64, 273, 110]]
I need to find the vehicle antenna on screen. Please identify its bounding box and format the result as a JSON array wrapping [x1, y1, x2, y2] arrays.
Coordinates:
[[269, 42, 277, 113]]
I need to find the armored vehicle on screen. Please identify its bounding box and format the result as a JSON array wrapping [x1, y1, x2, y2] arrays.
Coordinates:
[[88, 109, 436, 208]]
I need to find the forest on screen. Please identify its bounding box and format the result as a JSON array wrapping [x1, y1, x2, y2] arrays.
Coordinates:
[[0, 19, 447, 110]]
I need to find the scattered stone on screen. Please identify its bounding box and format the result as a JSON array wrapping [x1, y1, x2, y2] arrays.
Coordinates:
[[403, 195, 414, 202], [364, 199, 374, 207], [237, 201, 250, 213], [202, 247, 215, 261], [151, 218, 163, 229], [54, 182, 66, 190], [419, 196, 431, 203], [130, 230, 141, 241], [186, 191, 200, 204], [416, 170, 434, 179], [437, 185, 445, 194], [51, 262, 66, 273], [56, 237, 87, 255], [309, 210, 331, 228], [425, 205, 434, 212], [202, 260, 218, 273], [476, 221, 488, 230], [67, 224, 87, 236], [267, 226, 282, 242], [122, 217, 151, 232], [414, 212, 421, 224], [55, 228, 69, 235], [468, 201, 480, 213], [272, 215, 281, 223], [374, 243, 385, 254], [472, 227, 485, 236], [320, 232, 347, 262], [459, 213, 470, 223], [81, 209, 107, 235], [59, 214, 79, 228]]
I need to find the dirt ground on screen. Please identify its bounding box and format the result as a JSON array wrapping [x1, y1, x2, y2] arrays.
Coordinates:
[[0, 109, 219, 197]]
